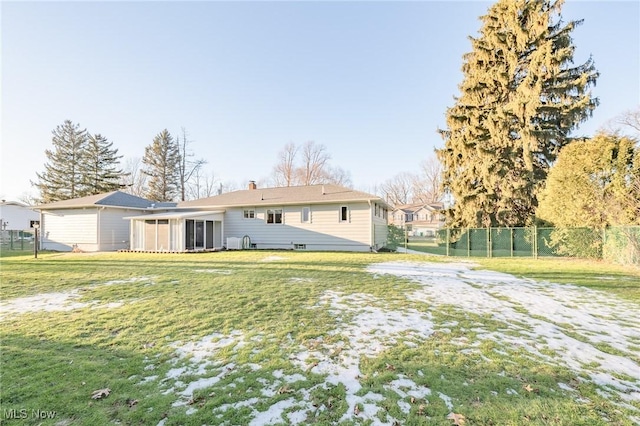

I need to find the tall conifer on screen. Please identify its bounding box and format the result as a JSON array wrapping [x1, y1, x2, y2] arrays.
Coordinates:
[[437, 0, 599, 227], [83, 134, 125, 195], [33, 120, 88, 202], [142, 129, 181, 202]]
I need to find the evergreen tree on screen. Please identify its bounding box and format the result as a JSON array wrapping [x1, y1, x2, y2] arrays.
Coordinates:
[[33, 120, 88, 202], [142, 129, 181, 201], [83, 134, 125, 195], [437, 0, 599, 227], [537, 134, 640, 228]]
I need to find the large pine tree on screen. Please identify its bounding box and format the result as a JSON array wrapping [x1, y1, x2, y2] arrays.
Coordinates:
[[437, 0, 599, 227], [83, 134, 125, 195], [142, 129, 181, 202], [34, 120, 88, 202]]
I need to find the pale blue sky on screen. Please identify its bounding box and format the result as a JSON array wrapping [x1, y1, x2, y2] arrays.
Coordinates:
[[1, 1, 638, 201]]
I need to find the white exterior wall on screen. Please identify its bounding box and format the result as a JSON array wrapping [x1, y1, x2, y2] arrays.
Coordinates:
[[0, 204, 39, 230], [223, 202, 374, 252], [41, 209, 99, 251], [98, 208, 137, 251]]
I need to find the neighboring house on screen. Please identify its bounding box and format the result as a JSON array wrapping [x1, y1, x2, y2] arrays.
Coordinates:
[[390, 202, 445, 237], [37, 191, 175, 252], [0, 200, 40, 231], [127, 183, 390, 252]]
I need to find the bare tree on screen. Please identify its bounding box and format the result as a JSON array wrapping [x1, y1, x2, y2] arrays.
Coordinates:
[[616, 107, 640, 135], [120, 156, 148, 197], [177, 127, 207, 201], [189, 168, 219, 199], [381, 172, 415, 206], [323, 165, 352, 187], [299, 141, 330, 185], [272, 142, 299, 187], [412, 156, 444, 204], [270, 141, 350, 187], [18, 192, 40, 206]]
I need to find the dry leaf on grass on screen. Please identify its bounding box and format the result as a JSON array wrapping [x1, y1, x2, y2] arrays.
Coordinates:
[[277, 385, 294, 394], [447, 412, 466, 425], [91, 388, 111, 400]]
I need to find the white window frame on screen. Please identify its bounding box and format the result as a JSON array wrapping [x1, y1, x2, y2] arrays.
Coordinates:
[[301, 207, 311, 223], [339, 205, 349, 222], [243, 209, 255, 219], [266, 208, 283, 224]]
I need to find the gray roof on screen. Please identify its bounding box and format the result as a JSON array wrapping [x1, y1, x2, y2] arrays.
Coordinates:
[[393, 202, 444, 213], [179, 184, 388, 208], [36, 191, 169, 210]]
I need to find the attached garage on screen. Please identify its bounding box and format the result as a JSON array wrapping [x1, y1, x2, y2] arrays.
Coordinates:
[[37, 191, 168, 252]]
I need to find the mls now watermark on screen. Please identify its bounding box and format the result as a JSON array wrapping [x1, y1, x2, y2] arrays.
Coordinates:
[[3, 408, 57, 420]]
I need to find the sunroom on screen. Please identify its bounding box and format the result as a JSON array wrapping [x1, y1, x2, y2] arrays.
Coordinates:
[[126, 211, 225, 252]]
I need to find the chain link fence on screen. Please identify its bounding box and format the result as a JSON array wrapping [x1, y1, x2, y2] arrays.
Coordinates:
[[1, 230, 36, 252], [411, 226, 640, 265]]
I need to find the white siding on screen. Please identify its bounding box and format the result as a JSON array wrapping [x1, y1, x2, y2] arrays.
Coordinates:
[[41, 209, 98, 252], [0, 204, 40, 230], [98, 208, 136, 251], [373, 218, 388, 249], [223, 202, 374, 251]]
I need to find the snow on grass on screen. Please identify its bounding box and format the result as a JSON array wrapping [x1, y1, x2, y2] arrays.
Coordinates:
[[367, 261, 640, 410], [0, 277, 149, 320], [153, 331, 246, 408], [290, 290, 436, 424], [260, 255, 287, 262]]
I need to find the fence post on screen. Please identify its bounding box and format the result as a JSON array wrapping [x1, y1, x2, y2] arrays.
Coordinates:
[[467, 228, 470, 257], [446, 228, 450, 257], [510, 228, 513, 257], [533, 225, 538, 259], [487, 227, 491, 258]]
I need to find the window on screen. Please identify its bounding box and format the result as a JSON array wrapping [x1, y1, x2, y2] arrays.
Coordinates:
[[301, 207, 310, 223], [267, 209, 283, 224], [340, 206, 349, 222], [243, 209, 255, 219], [294, 244, 306, 250], [30, 220, 40, 228]]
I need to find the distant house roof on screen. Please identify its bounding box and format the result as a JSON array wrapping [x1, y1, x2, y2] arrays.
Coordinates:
[[0, 201, 31, 208], [392, 202, 444, 213], [179, 184, 388, 209], [36, 191, 174, 210]]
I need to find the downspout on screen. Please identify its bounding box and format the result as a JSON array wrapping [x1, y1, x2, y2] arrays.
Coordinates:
[[368, 200, 374, 251], [97, 207, 105, 250]]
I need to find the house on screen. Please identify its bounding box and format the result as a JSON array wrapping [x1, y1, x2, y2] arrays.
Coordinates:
[[37, 191, 176, 252], [127, 183, 390, 252], [389, 202, 445, 237], [0, 200, 40, 231]]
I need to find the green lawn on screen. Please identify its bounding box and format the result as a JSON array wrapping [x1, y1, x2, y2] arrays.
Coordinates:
[[1, 251, 639, 425]]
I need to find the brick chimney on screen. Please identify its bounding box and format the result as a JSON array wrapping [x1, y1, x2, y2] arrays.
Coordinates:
[[248, 180, 257, 190]]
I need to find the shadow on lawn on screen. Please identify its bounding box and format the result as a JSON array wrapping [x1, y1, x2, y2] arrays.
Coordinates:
[[0, 332, 171, 426]]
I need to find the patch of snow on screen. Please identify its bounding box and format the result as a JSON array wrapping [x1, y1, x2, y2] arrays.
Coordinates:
[[289, 277, 315, 283], [367, 261, 640, 410], [291, 290, 434, 423], [158, 331, 245, 407], [438, 392, 454, 410], [0, 277, 149, 320], [260, 255, 286, 262]]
